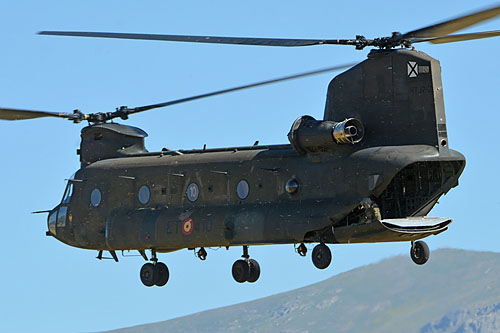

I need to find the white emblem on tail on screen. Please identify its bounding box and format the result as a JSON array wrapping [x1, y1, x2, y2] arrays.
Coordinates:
[[408, 61, 418, 77]]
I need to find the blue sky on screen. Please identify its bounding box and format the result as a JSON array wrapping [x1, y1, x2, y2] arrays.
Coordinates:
[[1, 1, 500, 332]]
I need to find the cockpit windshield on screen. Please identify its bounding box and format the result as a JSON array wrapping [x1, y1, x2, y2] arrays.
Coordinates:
[[49, 172, 77, 236]]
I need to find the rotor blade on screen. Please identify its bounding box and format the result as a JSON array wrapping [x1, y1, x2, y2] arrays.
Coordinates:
[[38, 31, 357, 47], [38, 31, 327, 47], [403, 5, 500, 39], [415, 30, 500, 44], [0, 107, 75, 121], [128, 62, 356, 114]]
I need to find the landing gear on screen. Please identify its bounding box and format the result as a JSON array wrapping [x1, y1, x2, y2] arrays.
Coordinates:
[[247, 259, 261, 283], [231, 246, 261, 283], [139, 249, 170, 287], [140, 263, 156, 287], [196, 247, 207, 261], [410, 240, 430, 265], [312, 243, 332, 269], [232, 260, 249, 283], [154, 262, 169, 287], [297, 243, 307, 257]]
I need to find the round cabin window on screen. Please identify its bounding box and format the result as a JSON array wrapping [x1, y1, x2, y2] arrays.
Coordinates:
[[90, 188, 102, 207], [138, 185, 151, 204], [187, 183, 199, 202], [237, 180, 250, 200], [285, 178, 300, 195]]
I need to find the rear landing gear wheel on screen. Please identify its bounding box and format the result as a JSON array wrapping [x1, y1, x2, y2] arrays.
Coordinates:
[[232, 259, 249, 283], [410, 241, 430, 265], [154, 262, 169, 286], [140, 263, 156, 287], [247, 259, 261, 283], [312, 243, 331, 269]]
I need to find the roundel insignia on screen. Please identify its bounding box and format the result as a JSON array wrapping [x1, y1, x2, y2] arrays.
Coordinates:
[[182, 218, 194, 235]]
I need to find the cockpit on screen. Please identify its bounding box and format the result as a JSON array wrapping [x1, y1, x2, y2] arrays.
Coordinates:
[[47, 174, 75, 236]]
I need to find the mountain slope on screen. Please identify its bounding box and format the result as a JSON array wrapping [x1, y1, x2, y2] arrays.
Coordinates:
[[105, 249, 500, 333], [422, 302, 500, 333]]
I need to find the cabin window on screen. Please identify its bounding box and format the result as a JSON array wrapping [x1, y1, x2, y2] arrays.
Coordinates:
[[285, 179, 300, 194], [90, 188, 102, 207], [138, 185, 151, 204], [237, 180, 250, 200], [187, 183, 199, 202]]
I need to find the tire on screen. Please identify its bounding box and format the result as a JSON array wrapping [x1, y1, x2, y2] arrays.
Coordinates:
[[232, 259, 249, 283], [140, 263, 156, 287], [247, 259, 261, 283], [410, 241, 430, 265], [154, 262, 170, 287], [312, 243, 332, 269]]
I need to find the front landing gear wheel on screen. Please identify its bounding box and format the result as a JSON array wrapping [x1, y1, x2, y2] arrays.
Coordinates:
[[140, 262, 170, 287], [410, 241, 430, 265], [232, 259, 250, 283], [140, 263, 156, 287], [154, 262, 169, 286], [312, 243, 331, 269], [247, 259, 261, 283]]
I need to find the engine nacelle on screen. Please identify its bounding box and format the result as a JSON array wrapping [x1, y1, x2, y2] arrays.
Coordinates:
[[287, 115, 364, 154]]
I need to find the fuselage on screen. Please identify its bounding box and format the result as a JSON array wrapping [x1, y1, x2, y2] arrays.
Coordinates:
[[48, 142, 465, 252]]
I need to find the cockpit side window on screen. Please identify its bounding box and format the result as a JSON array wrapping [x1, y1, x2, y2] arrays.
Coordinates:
[[61, 173, 76, 204], [62, 182, 74, 204]]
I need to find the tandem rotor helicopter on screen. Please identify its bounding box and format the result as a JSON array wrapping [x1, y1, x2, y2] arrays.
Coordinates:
[[2, 5, 500, 287]]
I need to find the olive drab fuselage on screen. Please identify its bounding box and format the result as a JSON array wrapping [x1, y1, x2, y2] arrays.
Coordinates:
[[47, 48, 466, 253]]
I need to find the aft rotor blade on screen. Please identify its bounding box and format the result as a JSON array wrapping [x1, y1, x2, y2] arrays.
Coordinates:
[[0, 107, 75, 121], [127, 62, 356, 114], [38, 31, 359, 47], [415, 30, 500, 44], [403, 5, 500, 39]]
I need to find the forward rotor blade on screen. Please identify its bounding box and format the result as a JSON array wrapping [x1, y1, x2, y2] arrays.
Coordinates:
[[39, 31, 328, 47], [403, 5, 500, 39], [0, 107, 74, 121], [128, 62, 356, 114], [420, 30, 500, 44]]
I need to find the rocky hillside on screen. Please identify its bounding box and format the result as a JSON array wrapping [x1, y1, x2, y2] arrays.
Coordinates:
[[422, 302, 500, 333]]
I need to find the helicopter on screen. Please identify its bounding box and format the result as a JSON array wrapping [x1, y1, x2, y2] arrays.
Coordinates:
[[1, 5, 500, 288]]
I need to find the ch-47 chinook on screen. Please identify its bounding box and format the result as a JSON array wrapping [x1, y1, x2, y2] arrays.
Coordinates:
[[2, 5, 500, 287]]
